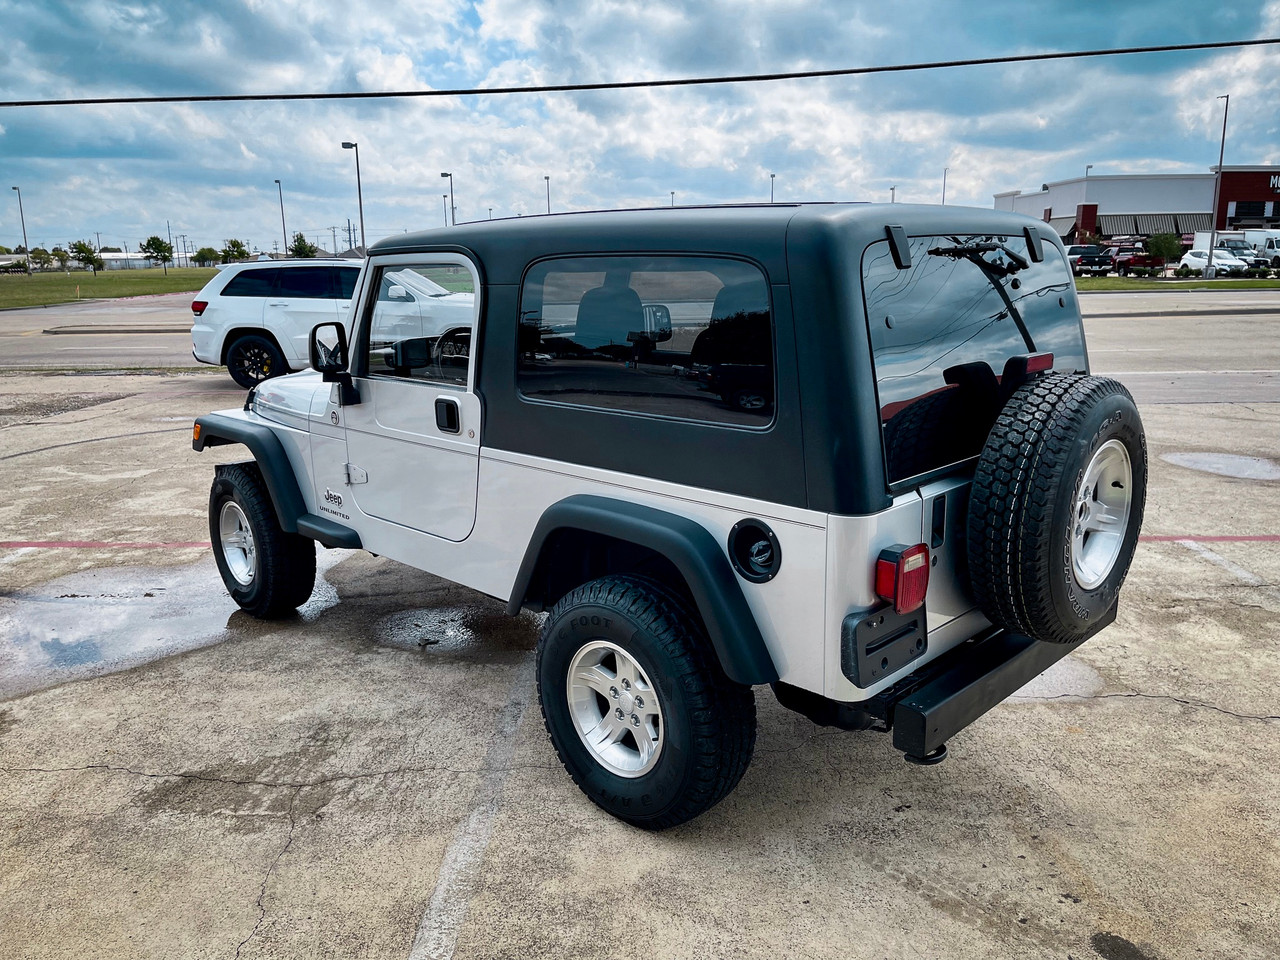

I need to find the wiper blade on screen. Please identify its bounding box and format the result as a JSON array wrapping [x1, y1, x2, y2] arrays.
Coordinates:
[[928, 241, 1029, 275]]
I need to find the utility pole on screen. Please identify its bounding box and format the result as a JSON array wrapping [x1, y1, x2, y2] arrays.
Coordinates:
[[10, 187, 30, 274], [1206, 94, 1230, 279], [328, 226, 338, 255], [274, 179, 288, 254], [95, 231, 102, 251], [544, 175, 550, 214], [941, 167, 948, 206]]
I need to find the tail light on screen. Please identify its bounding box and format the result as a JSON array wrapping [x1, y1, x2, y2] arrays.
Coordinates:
[[875, 543, 930, 615], [191, 300, 208, 316]]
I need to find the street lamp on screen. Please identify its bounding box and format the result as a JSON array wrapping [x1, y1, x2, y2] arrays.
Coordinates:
[[544, 175, 551, 214], [941, 167, 949, 206], [341, 141, 366, 254], [1085, 164, 1093, 178], [273, 180, 288, 255], [770, 173, 775, 203], [488, 207, 493, 220], [670, 191, 675, 207], [1206, 94, 1231, 279], [440, 172, 455, 225], [442, 194, 449, 227], [11, 187, 30, 274], [890, 185, 896, 203]]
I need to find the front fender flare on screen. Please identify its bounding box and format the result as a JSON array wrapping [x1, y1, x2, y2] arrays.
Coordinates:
[[508, 495, 779, 686]]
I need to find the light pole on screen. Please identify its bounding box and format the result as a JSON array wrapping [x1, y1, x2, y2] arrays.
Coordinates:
[[890, 185, 896, 203], [544, 175, 550, 214], [274, 180, 288, 255], [770, 173, 775, 203], [11, 187, 30, 274], [1085, 164, 1093, 177], [442, 194, 449, 227], [670, 191, 675, 207], [1206, 94, 1230, 279], [341, 142, 366, 254], [941, 167, 948, 206], [440, 172, 455, 225], [488, 207, 493, 220]]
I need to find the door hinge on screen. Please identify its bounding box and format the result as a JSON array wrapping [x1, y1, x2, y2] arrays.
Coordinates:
[[345, 463, 368, 485]]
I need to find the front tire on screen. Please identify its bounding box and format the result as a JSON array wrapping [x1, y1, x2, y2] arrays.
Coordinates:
[[226, 334, 286, 389], [537, 576, 756, 829], [209, 462, 317, 617]]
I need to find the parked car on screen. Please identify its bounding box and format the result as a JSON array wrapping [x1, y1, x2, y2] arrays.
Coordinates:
[[1104, 245, 1166, 276], [1178, 249, 1249, 275], [190, 259, 364, 388], [193, 205, 1147, 828], [1213, 238, 1269, 270], [1063, 244, 1112, 276]]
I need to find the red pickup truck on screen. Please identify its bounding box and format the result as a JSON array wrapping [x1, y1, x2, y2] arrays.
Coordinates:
[[1105, 246, 1166, 276]]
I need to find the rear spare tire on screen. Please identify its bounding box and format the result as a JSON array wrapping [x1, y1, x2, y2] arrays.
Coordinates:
[[968, 373, 1146, 644]]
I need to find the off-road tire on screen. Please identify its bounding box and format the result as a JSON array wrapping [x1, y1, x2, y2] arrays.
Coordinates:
[[209, 462, 317, 618], [968, 373, 1147, 644], [226, 334, 286, 389], [537, 575, 756, 829]]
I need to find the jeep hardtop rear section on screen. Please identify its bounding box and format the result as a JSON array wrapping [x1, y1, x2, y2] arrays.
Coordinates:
[[194, 204, 1145, 828]]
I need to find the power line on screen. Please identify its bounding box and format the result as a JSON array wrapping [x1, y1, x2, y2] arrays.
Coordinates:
[[2, 38, 1276, 109]]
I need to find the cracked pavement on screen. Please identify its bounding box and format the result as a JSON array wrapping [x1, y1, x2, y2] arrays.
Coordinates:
[[3, 299, 1280, 959]]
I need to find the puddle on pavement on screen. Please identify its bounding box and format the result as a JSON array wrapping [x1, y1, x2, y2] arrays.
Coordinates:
[[0, 550, 344, 700], [1161, 452, 1280, 480], [1010, 655, 1104, 700]]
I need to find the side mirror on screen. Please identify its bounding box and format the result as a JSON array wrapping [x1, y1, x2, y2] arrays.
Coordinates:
[[387, 284, 409, 301], [309, 322, 360, 405], [643, 303, 673, 343]]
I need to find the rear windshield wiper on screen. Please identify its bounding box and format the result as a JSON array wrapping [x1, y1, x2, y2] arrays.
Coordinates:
[[926, 239, 1035, 351]]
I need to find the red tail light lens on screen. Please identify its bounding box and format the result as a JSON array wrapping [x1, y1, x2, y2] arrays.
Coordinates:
[[191, 300, 208, 316], [875, 543, 930, 615]]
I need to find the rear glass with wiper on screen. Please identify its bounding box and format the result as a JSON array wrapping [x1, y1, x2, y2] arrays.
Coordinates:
[[862, 234, 1087, 485]]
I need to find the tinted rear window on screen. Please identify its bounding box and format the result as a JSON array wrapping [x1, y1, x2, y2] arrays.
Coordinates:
[[863, 234, 1087, 484], [221, 268, 280, 297], [335, 267, 360, 299], [275, 266, 335, 299]]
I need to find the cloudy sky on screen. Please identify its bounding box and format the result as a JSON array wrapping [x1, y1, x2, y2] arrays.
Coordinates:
[[1, 0, 1278, 257]]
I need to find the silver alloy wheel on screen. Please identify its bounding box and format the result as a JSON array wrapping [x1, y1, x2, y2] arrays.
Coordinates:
[[218, 500, 257, 586], [566, 639, 664, 778], [1071, 438, 1133, 590]]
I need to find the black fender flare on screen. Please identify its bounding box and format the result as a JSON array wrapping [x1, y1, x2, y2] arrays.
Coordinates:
[[507, 494, 779, 686], [193, 413, 362, 549]]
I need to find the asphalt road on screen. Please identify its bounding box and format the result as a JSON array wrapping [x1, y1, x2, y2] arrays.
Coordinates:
[[1, 290, 1278, 960]]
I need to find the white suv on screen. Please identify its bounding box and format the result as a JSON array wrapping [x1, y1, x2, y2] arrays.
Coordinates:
[[190, 259, 364, 388]]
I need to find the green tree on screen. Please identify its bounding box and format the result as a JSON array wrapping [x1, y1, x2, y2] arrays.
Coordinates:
[[69, 239, 104, 274], [287, 232, 319, 258], [51, 247, 70, 269], [193, 246, 220, 266], [139, 235, 174, 275], [1147, 233, 1183, 275], [0, 245, 10, 255], [220, 239, 250, 263], [99, 245, 122, 253], [30, 248, 54, 271]]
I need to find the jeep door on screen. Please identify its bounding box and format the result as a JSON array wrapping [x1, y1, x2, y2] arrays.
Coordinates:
[[339, 256, 481, 542]]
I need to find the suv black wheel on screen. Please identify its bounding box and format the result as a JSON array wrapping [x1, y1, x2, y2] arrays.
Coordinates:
[[537, 575, 756, 829], [209, 462, 317, 618], [968, 373, 1147, 644], [226, 334, 286, 389]]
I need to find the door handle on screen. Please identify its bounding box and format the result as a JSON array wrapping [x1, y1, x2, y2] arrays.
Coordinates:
[[435, 397, 460, 434]]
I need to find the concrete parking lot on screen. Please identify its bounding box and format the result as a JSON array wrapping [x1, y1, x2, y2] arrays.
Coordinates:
[[1, 291, 1278, 959]]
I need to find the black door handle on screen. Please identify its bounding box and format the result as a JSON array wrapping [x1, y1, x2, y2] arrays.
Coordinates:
[[434, 397, 460, 433]]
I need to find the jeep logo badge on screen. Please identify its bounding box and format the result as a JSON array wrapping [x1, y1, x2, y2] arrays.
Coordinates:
[[324, 488, 343, 507]]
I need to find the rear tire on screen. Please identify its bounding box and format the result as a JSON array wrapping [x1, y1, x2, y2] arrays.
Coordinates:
[[537, 575, 756, 829], [967, 374, 1146, 644], [226, 334, 286, 389], [209, 462, 316, 617]]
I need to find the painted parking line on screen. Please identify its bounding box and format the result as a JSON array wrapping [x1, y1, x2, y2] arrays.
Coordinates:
[[1140, 534, 1280, 543]]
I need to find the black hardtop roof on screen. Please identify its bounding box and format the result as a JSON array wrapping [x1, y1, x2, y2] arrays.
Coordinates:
[[369, 203, 1058, 284]]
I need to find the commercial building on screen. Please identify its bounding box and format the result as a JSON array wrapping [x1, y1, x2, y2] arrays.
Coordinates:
[[993, 165, 1280, 242]]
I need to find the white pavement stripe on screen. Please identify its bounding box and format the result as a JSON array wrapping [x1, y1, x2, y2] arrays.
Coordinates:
[[408, 660, 534, 960], [1174, 539, 1265, 586], [0, 547, 37, 568]]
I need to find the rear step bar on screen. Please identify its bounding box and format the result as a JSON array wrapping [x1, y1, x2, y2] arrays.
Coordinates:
[[887, 608, 1113, 763]]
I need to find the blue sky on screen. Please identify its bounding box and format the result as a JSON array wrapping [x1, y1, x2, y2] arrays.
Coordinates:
[[1, 0, 1277, 256]]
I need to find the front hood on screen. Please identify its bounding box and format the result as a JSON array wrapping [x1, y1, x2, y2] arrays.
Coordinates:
[[251, 371, 325, 430]]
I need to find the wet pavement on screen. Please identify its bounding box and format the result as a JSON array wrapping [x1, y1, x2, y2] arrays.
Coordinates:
[[1, 295, 1279, 959]]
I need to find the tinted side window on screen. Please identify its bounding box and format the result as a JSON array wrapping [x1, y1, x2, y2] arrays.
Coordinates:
[[360, 264, 477, 385], [275, 266, 335, 299], [221, 268, 280, 297], [518, 256, 774, 426], [334, 267, 360, 299], [863, 235, 1086, 484]]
